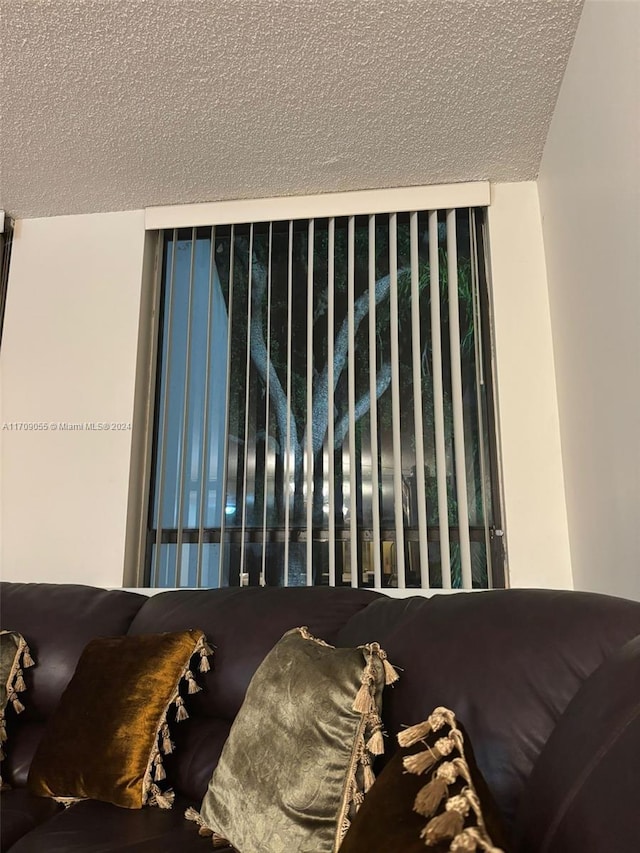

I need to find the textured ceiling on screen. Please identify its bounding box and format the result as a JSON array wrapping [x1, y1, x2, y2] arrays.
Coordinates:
[[1, 0, 584, 219]]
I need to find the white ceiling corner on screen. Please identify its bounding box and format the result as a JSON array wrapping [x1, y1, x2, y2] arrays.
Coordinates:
[[0, 0, 584, 219]]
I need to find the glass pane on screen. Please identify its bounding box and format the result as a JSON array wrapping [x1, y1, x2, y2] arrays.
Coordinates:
[[148, 207, 499, 591]]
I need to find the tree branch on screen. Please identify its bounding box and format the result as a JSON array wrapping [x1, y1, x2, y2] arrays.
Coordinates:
[[247, 252, 301, 466], [333, 361, 392, 449], [309, 269, 409, 455]]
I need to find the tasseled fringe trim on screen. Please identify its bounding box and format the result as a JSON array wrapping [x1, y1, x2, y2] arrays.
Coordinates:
[[402, 734, 456, 775], [184, 807, 235, 848], [14, 668, 27, 693], [366, 724, 385, 756], [142, 632, 213, 808], [160, 722, 174, 755], [53, 796, 83, 808], [8, 691, 24, 715], [297, 626, 333, 647], [174, 695, 189, 721], [1, 634, 35, 725], [449, 826, 505, 852], [397, 706, 455, 747], [362, 758, 376, 793], [399, 707, 505, 853], [353, 642, 400, 715], [142, 708, 170, 807], [147, 783, 175, 810], [185, 670, 201, 695], [339, 815, 351, 840], [153, 752, 166, 781]]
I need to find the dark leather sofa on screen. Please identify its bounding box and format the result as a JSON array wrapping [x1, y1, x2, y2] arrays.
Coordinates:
[[1, 581, 639, 853]]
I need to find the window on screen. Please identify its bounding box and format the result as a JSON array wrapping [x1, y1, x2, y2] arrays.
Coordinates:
[[144, 200, 503, 590]]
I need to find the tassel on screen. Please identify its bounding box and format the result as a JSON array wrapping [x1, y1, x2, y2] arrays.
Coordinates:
[[352, 791, 365, 813], [382, 657, 400, 685], [175, 695, 189, 721], [422, 810, 465, 845], [420, 812, 464, 847], [149, 783, 174, 809], [161, 723, 174, 755], [403, 736, 454, 775], [0, 720, 7, 743], [413, 777, 448, 817], [199, 649, 211, 673], [153, 753, 166, 781], [403, 748, 439, 776], [450, 829, 480, 852], [435, 760, 461, 784], [397, 708, 451, 748], [363, 762, 376, 792], [185, 670, 201, 695], [398, 719, 432, 747], [421, 794, 470, 845], [352, 678, 375, 715], [9, 692, 25, 714], [184, 807, 222, 842], [14, 669, 27, 693], [22, 647, 35, 668], [374, 648, 400, 685], [212, 834, 233, 848], [366, 728, 385, 756]]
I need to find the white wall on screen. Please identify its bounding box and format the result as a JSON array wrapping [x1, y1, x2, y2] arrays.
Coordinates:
[[0, 211, 146, 586], [487, 182, 573, 590], [537, 0, 640, 600]]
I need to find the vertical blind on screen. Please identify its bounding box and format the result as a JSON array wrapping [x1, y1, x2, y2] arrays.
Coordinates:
[[147, 207, 502, 590]]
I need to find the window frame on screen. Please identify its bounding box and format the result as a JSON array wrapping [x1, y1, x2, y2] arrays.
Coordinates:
[[125, 183, 506, 592]]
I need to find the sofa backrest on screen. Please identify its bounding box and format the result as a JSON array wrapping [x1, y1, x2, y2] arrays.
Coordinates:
[[514, 632, 640, 852], [2, 581, 640, 842], [0, 582, 146, 786], [335, 588, 640, 830]]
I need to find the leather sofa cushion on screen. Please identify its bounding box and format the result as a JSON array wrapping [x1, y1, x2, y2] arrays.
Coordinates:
[[0, 721, 45, 789], [5, 794, 230, 853], [514, 633, 640, 853], [0, 583, 146, 723], [0, 788, 62, 852], [335, 588, 640, 830], [127, 586, 380, 722], [161, 716, 231, 804]]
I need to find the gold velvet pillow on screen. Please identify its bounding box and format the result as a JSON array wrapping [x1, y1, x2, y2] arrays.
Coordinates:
[[340, 706, 509, 853], [28, 630, 212, 810], [185, 627, 398, 852], [1, 630, 35, 788]]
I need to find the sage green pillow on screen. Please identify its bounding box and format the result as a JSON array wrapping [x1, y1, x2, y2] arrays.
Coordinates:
[[186, 626, 398, 853], [1, 630, 35, 788]]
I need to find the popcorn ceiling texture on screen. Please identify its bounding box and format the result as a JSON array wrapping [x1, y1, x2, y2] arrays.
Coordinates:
[[0, 0, 584, 219]]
